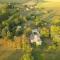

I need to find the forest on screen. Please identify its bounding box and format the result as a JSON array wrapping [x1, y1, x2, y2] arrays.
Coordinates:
[[0, 1, 60, 60]]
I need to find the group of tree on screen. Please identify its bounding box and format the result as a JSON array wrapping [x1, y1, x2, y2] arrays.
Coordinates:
[[0, 3, 60, 60]]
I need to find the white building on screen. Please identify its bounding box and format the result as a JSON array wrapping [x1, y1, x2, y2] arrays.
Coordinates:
[[30, 29, 42, 46]]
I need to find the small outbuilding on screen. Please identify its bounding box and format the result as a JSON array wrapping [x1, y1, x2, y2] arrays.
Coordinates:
[[30, 29, 42, 46]]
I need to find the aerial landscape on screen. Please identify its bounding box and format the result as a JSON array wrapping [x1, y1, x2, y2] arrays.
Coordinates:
[[0, 0, 60, 60]]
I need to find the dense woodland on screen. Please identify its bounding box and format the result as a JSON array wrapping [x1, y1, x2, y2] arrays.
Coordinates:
[[0, 2, 60, 60]]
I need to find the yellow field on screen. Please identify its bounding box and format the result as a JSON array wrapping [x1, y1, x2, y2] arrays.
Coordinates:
[[36, 2, 60, 8]]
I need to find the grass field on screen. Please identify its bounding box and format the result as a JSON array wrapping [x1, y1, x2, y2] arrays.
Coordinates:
[[0, 46, 24, 60]]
